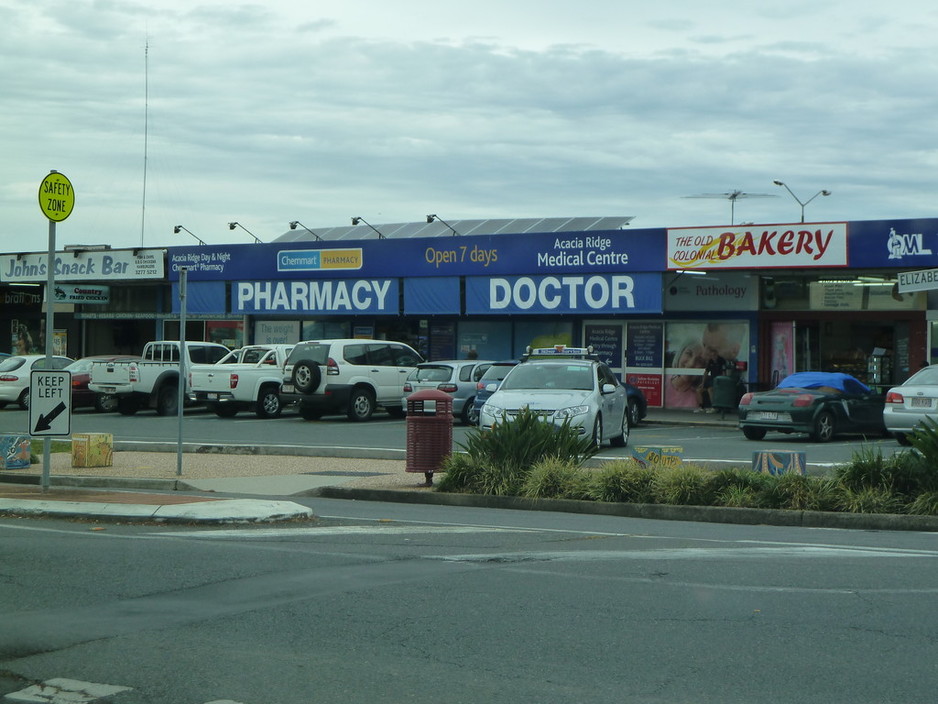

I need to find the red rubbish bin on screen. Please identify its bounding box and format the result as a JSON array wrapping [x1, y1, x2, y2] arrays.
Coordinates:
[[405, 389, 454, 486]]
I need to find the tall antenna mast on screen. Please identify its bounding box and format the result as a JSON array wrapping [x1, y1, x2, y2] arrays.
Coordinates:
[[140, 36, 149, 247]]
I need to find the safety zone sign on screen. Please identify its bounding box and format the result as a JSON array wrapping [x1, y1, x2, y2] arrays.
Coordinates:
[[29, 370, 72, 436]]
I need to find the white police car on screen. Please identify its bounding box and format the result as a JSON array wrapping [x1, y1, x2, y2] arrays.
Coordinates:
[[478, 345, 629, 447]]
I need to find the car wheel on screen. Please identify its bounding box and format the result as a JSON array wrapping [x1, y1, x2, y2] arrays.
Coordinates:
[[211, 403, 239, 418], [627, 398, 642, 427], [460, 397, 477, 426], [591, 415, 603, 449], [298, 404, 322, 421], [347, 388, 375, 421], [255, 387, 282, 419], [155, 384, 178, 416], [292, 360, 321, 395], [385, 405, 406, 419], [742, 426, 767, 440], [810, 411, 835, 442], [610, 410, 630, 447], [465, 400, 481, 426], [17, 389, 29, 410], [94, 393, 118, 413], [895, 432, 912, 446], [117, 396, 139, 416], [0, 402, 7, 409]]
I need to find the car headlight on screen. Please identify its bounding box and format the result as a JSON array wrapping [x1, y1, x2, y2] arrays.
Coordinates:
[[555, 405, 590, 419], [481, 403, 504, 416]]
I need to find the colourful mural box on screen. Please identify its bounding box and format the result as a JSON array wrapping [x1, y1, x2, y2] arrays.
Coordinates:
[[0, 435, 31, 469], [752, 450, 806, 476], [72, 433, 113, 468], [632, 445, 683, 468]]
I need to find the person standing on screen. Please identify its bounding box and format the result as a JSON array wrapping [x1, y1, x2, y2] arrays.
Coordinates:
[[695, 347, 727, 413]]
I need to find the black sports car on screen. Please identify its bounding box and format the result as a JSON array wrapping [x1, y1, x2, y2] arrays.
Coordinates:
[[738, 372, 887, 442]]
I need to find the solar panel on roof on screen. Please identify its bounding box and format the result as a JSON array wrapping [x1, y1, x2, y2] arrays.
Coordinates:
[[273, 216, 634, 242]]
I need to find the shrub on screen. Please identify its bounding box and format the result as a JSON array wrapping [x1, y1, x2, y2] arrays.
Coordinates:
[[437, 407, 597, 495], [907, 491, 938, 516], [835, 443, 938, 497], [521, 457, 591, 500], [588, 460, 656, 503], [652, 463, 715, 506], [838, 486, 904, 514]]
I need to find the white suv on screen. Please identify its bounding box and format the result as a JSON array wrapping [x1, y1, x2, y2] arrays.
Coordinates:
[[478, 346, 630, 447], [281, 339, 424, 421]]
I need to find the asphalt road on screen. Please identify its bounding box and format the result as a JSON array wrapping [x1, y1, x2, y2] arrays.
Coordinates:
[[3, 500, 937, 703], [0, 404, 902, 469]]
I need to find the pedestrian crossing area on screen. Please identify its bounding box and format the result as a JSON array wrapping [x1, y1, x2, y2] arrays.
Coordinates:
[[3, 678, 244, 704]]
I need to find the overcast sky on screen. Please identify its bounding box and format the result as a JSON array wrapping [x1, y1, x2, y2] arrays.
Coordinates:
[[2, 0, 937, 253]]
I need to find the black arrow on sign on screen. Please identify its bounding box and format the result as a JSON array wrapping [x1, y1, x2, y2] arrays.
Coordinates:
[[34, 401, 67, 433]]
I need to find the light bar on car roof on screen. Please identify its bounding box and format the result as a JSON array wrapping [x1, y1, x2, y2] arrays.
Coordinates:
[[524, 345, 595, 357]]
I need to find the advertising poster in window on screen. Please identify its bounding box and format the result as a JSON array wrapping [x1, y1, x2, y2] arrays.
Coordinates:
[[665, 321, 748, 409], [626, 322, 664, 406]]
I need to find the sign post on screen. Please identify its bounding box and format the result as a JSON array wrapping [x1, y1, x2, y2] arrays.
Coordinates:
[[37, 170, 75, 491]]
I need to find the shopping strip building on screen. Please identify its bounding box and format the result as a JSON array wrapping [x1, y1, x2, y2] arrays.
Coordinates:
[[2, 216, 936, 409]]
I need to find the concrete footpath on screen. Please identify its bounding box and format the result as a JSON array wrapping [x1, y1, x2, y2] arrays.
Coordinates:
[[1, 410, 935, 531]]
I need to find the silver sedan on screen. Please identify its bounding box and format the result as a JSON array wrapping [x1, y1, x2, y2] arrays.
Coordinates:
[[883, 365, 938, 445]]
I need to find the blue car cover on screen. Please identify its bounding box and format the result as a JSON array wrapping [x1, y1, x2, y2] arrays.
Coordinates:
[[776, 372, 871, 394]]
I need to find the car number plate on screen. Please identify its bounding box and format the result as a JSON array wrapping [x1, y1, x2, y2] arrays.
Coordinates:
[[99, 386, 116, 394], [207, 392, 218, 400], [282, 384, 294, 394], [911, 397, 932, 408], [757, 411, 778, 420]]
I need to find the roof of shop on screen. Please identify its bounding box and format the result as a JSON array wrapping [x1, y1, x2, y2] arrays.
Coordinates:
[[274, 216, 635, 242]]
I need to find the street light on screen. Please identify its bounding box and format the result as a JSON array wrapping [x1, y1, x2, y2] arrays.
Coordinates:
[[426, 214, 460, 236], [289, 220, 322, 241], [173, 225, 205, 245], [228, 221, 262, 243], [772, 180, 831, 223], [351, 216, 386, 239]]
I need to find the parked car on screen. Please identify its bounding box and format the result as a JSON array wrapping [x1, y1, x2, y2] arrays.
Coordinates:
[[65, 355, 141, 412], [883, 365, 938, 445], [471, 360, 520, 423], [0, 354, 76, 410], [478, 346, 630, 448], [738, 371, 887, 442], [281, 339, 424, 421], [401, 360, 493, 425], [623, 379, 648, 426]]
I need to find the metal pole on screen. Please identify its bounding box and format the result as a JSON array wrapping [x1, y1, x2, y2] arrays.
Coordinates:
[[41, 218, 55, 492], [176, 267, 187, 476]]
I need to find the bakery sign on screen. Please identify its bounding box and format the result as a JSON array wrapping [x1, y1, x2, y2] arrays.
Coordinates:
[[667, 223, 848, 270], [51, 283, 110, 304]]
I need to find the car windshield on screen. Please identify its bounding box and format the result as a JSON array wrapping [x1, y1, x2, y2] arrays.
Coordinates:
[[411, 366, 453, 382], [286, 344, 330, 366], [0, 356, 26, 372], [501, 363, 593, 391], [906, 367, 938, 385], [479, 364, 515, 382]]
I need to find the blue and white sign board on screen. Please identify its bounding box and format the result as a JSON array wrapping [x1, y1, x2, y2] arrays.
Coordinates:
[[29, 370, 71, 437]]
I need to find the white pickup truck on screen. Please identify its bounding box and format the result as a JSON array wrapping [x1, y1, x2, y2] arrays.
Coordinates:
[[189, 343, 294, 418], [88, 340, 230, 415]]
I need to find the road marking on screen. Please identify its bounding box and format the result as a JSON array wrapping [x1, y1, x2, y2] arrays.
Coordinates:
[[6, 678, 131, 703], [158, 525, 515, 538]]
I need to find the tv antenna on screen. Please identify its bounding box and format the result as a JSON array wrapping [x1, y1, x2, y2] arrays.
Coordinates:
[[684, 189, 777, 225]]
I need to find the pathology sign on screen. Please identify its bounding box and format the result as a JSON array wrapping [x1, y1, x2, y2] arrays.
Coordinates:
[[1, 249, 165, 283], [465, 273, 662, 315], [234, 279, 399, 315], [667, 223, 848, 270]]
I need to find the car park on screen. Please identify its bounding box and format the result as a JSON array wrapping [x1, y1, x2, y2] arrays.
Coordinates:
[[282, 339, 424, 421], [738, 371, 887, 442], [0, 354, 75, 410], [401, 359, 492, 425], [478, 346, 630, 447], [883, 365, 938, 445], [65, 355, 141, 412]]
